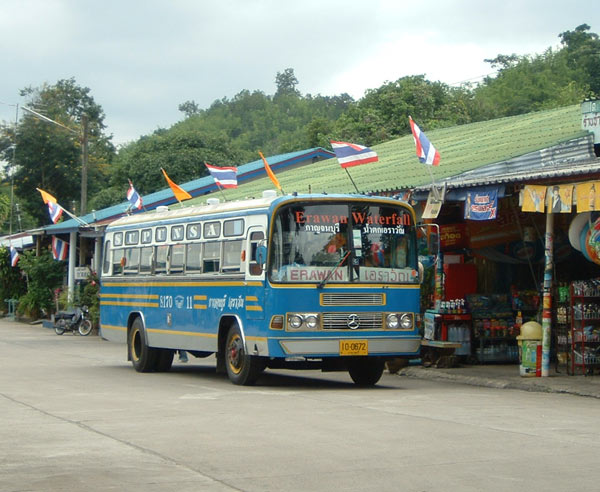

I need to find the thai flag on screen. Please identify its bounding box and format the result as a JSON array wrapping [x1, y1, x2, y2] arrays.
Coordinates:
[[205, 163, 238, 188], [9, 246, 19, 267], [409, 116, 440, 166], [52, 236, 69, 261], [330, 141, 378, 168], [127, 180, 143, 209], [48, 201, 63, 224]]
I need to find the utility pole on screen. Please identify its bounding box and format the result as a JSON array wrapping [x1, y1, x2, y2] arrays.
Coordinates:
[[80, 114, 89, 215]]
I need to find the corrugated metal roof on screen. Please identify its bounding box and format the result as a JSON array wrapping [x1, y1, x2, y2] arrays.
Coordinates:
[[414, 134, 600, 193]]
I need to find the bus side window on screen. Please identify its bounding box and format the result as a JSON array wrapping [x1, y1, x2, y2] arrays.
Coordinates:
[[139, 247, 153, 274], [186, 243, 202, 273], [102, 240, 111, 275], [249, 231, 265, 276], [112, 248, 125, 275], [170, 244, 185, 274], [222, 240, 242, 272], [155, 245, 169, 275], [203, 242, 221, 273], [123, 248, 140, 275]]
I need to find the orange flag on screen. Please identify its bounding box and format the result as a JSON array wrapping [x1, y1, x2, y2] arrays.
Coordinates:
[[161, 168, 191, 202], [36, 188, 58, 204], [259, 151, 282, 192]]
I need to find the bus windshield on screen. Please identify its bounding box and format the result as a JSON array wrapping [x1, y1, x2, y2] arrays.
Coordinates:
[[269, 201, 418, 284]]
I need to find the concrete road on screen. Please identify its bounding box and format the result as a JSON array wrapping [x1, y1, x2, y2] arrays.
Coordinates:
[[1, 320, 599, 492]]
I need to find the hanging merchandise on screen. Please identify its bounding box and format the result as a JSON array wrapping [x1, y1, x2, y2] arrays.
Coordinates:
[[568, 212, 590, 251]]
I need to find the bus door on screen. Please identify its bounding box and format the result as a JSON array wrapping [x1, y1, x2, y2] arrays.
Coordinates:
[[245, 227, 266, 320]]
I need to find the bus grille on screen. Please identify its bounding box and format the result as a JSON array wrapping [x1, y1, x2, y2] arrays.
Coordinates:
[[322, 312, 383, 330], [320, 293, 384, 306]]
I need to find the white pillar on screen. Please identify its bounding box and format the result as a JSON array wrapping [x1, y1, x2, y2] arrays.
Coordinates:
[[541, 211, 553, 377], [67, 230, 77, 304], [94, 236, 102, 275]]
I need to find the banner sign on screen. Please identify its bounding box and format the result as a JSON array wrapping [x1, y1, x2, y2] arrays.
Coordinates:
[[576, 182, 600, 212], [464, 187, 498, 221], [440, 223, 468, 250], [547, 184, 573, 213], [422, 191, 442, 219], [522, 185, 546, 213]]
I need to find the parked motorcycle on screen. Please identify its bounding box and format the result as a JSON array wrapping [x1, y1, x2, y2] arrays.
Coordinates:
[[54, 305, 93, 336]]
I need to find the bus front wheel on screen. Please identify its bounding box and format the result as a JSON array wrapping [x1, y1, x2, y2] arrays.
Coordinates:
[[225, 325, 264, 385], [347, 357, 385, 386], [129, 318, 158, 372]]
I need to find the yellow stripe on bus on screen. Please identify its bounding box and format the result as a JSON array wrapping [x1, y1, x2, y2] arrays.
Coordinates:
[[103, 281, 263, 288], [100, 293, 159, 299], [193, 295, 207, 300], [246, 306, 263, 312], [101, 324, 127, 332], [147, 328, 217, 338], [246, 296, 258, 301], [194, 304, 207, 310], [100, 301, 159, 307]]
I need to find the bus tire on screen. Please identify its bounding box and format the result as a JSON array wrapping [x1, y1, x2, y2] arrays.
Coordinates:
[[225, 324, 264, 385], [347, 357, 385, 386], [155, 349, 174, 372], [129, 318, 158, 372]]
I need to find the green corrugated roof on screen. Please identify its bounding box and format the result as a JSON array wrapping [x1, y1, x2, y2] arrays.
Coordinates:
[[187, 104, 586, 204]]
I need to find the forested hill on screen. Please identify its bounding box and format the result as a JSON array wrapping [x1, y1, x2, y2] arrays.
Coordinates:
[[1, 24, 598, 229]]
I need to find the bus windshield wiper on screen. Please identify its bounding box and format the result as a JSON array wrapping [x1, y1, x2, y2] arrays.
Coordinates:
[[318, 250, 351, 289]]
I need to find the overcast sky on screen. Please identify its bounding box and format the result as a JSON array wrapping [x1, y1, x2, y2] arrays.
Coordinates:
[[0, 0, 596, 146]]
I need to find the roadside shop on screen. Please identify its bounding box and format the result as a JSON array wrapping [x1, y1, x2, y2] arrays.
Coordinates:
[[412, 112, 600, 375]]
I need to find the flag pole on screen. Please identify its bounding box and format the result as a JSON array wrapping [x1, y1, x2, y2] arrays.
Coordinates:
[[344, 168, 360, 194]]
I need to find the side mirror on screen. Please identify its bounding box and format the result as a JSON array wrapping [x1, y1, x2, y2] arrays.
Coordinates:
[[256, 243, 267, 267]]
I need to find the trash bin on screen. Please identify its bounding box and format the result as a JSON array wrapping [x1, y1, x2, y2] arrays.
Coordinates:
[[516, 321, 542, 377]]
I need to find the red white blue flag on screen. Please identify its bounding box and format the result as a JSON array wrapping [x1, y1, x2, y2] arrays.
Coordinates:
[[409, 116, 440, 166], [9, 246, 19, 267], [127, 179, 143, 209], [205, 163, 238, 189], [330, 141, 379, 168], [47, 201, 63, 224], [51, 236, 69, 261]]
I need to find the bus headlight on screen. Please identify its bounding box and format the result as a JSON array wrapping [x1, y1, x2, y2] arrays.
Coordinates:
[[305, 314, 319, 329], [400, 313, 413, 330], [288, 314, 303, 329], [286, 313, 320, 331], [386, 314, 399, 329]]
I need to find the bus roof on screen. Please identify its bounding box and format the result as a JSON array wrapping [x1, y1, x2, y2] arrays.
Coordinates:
[[106, 192, 411, 229]]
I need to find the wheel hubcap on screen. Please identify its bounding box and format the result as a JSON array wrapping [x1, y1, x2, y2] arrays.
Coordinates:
[[227, 334, 243, 374]]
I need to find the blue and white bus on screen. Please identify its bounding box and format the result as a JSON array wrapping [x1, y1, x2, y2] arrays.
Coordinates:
[[100, 192, 421, 385]]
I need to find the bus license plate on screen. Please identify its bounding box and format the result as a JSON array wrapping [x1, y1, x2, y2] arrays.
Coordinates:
[[339, 340, 368, 356]]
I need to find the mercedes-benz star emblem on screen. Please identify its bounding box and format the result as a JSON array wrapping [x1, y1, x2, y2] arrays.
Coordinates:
[[347, 314, 360, 330]]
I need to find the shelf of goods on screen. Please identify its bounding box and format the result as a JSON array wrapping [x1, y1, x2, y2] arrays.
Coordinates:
[[554, 284, 570, 373], [467, 294, 519, 364], [569, 279, 600, 375]]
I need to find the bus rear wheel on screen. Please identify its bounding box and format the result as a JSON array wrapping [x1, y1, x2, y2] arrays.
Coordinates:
[[225, 325, 264, 385], [347, 357, 385, 386], [129, 318, 158, 372]]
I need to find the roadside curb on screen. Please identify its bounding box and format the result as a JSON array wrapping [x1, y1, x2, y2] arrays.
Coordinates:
[[396, 366, 600, 399]]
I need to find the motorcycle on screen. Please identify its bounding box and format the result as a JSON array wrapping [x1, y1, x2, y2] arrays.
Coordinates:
[[54, 305, 93, 336]]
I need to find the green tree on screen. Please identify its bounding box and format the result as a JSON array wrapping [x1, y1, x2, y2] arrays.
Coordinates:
[[275, 68, 300, 98], [0, 247, 26, 312], [0, 78, 114, 225], [559, 24, 600, 96], [16, 250, 65, 319]]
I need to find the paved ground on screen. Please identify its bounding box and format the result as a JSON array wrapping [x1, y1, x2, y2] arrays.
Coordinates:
[[397, 362, 600, 399], [3, 317, 600, 492]]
